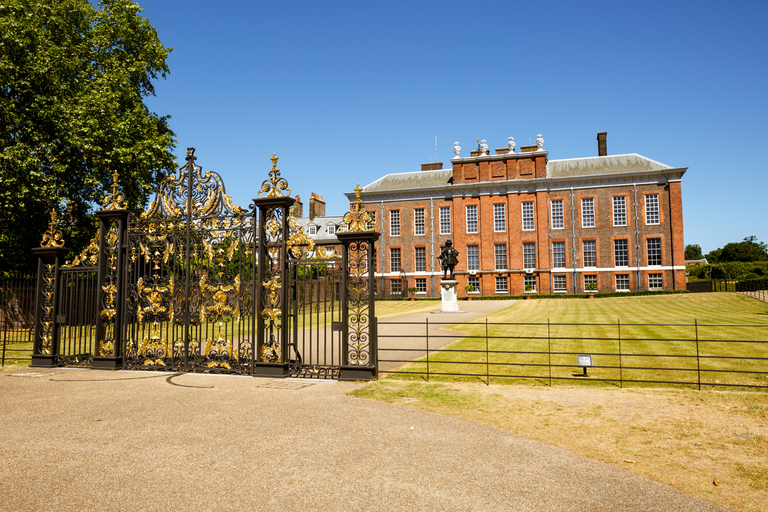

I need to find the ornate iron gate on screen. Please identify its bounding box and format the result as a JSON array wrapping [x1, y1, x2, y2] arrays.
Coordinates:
[[30, 149, 380, 380]]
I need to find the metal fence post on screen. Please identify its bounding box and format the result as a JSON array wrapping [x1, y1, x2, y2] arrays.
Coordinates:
[[485, 318, 489, 386], [425, 317, 429, 382], [618, 319, 622, 388], [547, 318, 552, 387], [695, 319, 701, 390]]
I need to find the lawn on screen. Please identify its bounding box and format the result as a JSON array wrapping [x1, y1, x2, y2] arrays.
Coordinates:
[[389, 293, 768, 389]]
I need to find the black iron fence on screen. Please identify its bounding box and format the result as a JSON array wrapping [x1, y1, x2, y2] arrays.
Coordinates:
[[1, 273, 36, 365], [687, 278, 768, 301], [377, 318, 768, 390]]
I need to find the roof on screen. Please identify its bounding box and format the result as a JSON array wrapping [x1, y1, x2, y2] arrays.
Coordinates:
[[294, 215, 344, 242], [547, 154, 673, 178], [360, 169, 453, 193]]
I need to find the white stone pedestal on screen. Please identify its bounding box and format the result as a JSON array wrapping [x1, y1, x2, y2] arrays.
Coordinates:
[[438, 279, 460, 313]]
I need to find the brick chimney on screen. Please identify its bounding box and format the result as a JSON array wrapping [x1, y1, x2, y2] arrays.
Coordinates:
[[293, 195, 303, 217], [309, 192, 325, 221], [421, 162, 443, 171], [597, 131, 607, 156]]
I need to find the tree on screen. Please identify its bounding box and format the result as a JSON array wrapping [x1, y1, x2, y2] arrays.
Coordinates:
[[0, 0, 176, 271], [706, 236, 768, 263], [685, 244, 703, 260]]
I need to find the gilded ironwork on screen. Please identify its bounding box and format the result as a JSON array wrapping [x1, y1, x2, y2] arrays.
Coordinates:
[[340, 184, 373, 232], [103, 170, 127, 210], [258, 153, 291, 198], [39, 263, 56, 355], [64, 231, 100, 268], [286, 204, 314, 258], [40, 210, 65, 248], [347, 240, 371, 365]]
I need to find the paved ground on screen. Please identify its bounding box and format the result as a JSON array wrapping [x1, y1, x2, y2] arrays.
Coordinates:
[[0, 368, 729, 511], [377, 300, 517, 372]]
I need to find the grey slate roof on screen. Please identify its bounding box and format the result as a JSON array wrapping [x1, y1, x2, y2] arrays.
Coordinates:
[[361, 169, 453, 193], [547, 154, 673, 178], [294, 215, 343, 243]]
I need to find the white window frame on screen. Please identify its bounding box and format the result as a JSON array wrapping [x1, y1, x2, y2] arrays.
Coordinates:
[[523, 242, 536, 269], [648, 273, 663, 290], [389, 210, 400, 237], [390, 279, 401, 295], [414, 208, 425, 236], [647, 238, 662, 266], [326, 225, 335, 235], [467, 245, 479, 271], [581, 197, 595, 228], [551, 199, 564, 229], [495, 276, 508, 294], [494, 244, 507, 271], [615, 274, 630, 292], [552, 241, 566, 269], [522, 202, 535, 231], [493, 203, 506, 232], [307, 225, 317, 235], [645, 194, 660, 225], [467, 276, 480, 293], [553, 275, 567, 292], [583, 274, 597, 291], [439, 206, 451, 234], [614, 239, 629, 267], [582, 240, 596, 268], [524, 275, 537, 293], [466, 205, 478, 233], [612, 196, 627, 227], [366, 210, 376, 231], [415, 278, 427, 293], [414, 247, 426, 272], [390, 247, 401, 272]]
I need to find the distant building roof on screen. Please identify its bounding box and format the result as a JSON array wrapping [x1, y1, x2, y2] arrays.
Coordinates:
[[547, 154, 673, 178], [685, 258, 709, 266], [359, 169, 452, 194], [294, 215, 343, 243]]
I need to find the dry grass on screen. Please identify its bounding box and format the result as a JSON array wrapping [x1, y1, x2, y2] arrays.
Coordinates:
[[351, 379, 768, 512]]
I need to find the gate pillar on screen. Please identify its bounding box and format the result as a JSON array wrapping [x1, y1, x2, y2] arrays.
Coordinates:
[[31, 211, 69, 368], [252, 155, 295, 377], [337, 185, 380, 381], [92, 172, 129, 370]]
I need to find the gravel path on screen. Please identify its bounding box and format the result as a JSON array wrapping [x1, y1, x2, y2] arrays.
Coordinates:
[[0, 368, 729, 511]]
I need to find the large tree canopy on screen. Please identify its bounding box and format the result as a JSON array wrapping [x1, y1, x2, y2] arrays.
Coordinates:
[[706, 236, 768, 263], [0, 0, 176, 271]]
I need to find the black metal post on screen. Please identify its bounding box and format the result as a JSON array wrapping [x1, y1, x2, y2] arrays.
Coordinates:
[[31, 246, 69, 367]]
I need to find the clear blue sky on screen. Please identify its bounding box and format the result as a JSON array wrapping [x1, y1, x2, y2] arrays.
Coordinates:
[[139, 0, 768, 255]]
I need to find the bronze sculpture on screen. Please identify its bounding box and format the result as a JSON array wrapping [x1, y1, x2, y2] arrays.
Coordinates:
[[438, 240, 459, 279]]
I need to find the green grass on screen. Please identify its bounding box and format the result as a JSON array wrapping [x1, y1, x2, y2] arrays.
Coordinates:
[[391, 293, 768, 389]]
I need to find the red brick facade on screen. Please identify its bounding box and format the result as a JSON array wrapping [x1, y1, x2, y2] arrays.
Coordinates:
[[348, 140, 687, 297]]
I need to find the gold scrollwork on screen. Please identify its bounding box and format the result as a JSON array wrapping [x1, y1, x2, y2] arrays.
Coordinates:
[[40, 210, 66, 248], [258, 154, 291, 198], [340, 184, 373, 233], [64, 231, 100, 267], [103, 170, 127, 210]]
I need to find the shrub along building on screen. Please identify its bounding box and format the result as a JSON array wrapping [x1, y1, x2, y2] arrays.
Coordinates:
[[345, 132, 687, 297]]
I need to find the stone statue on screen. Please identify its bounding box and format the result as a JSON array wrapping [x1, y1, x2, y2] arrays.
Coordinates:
[[438, 240, 459, 279], [507, 136, 515, 153], [536, 134, 545, 151], [480, 140, 489, 155], [452, 141, 461, 159]]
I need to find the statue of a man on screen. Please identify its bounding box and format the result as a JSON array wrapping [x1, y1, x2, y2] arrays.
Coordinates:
[[438, 240, 459, 279]]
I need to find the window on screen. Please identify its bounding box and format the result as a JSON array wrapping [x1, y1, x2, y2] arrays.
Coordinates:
[[645, 194, 660, 225], [582, 240, 596, 268], [648, 273, 663, 290], [466, 205, 478, 233], [583, 274, 597, 290], [389, 210, 400, 236], [614, 239, 628, 267], [326, 225, 335, 235], [524, 275, 537, 292], [467, 276, 480, 292], [523, 243, 536, 269], [553, 275, 567, 292], [493, 203, 506, 232], [581, 198, 595, 228], [415, 278, 427, 293], [414, 208, 425, 236], [467, 246, 479, 271], [390, 248, 401, 272], [647, 238, 662, 266], [495, 276, 508, 293], [615, 274, 630, 291], [612, 196, 627, 226], [414, 247, 426, 272], [366, 210, 376, 231], [390, 279, 401, 295], [522, 202, 535, 230], [439, 206, 451, 234], [494, 244, 507, 270], [551, 199, 564, 229], [552, 241, 566, 268]]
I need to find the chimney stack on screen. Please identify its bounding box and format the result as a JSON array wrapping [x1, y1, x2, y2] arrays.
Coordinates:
[[597, 131, 607, 156], [421, 162, 443, 171], [309, 192, 325, 221], [293, 195, 303, 217]]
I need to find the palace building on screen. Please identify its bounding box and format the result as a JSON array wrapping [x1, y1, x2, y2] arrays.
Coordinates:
[[344, 132, 687, 298]]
